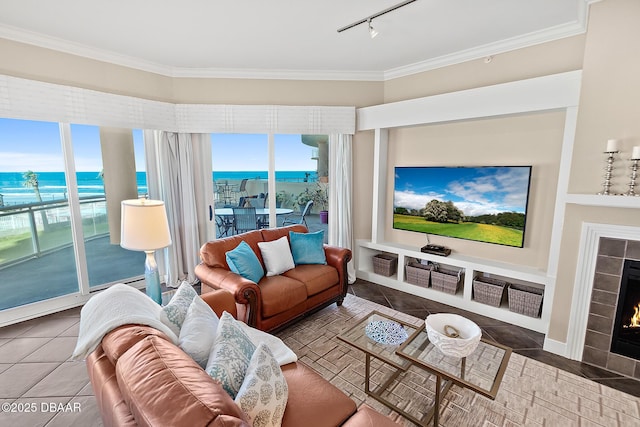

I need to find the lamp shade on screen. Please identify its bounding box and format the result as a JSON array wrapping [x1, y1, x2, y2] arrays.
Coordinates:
[[120, 199, 172, 251]]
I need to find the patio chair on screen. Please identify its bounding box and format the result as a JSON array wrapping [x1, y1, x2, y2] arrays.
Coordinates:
[[282, 200, 313, 227], [215, 215, 234, 238], [233, 179, 249, 200], [232, 207, 258, 234]]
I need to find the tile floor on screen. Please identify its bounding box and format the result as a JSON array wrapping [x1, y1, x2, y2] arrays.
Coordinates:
[[0, 279, 638, 426]]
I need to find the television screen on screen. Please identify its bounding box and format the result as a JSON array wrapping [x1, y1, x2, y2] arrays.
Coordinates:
[[393, 166, 532, 248]]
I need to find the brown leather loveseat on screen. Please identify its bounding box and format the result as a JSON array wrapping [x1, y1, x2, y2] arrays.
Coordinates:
[[86, 289, 400, 427], [195, 224, 352, 332]]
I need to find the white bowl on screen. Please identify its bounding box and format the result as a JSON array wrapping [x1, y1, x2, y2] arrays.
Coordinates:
[[425, 313, 482, 358]]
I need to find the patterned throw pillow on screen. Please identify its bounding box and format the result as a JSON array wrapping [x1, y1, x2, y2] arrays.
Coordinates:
[[178, 296, 220, 368], [235, 343, 288, 427], [205, 312, 257, 398], [160, 281, 198, 336]]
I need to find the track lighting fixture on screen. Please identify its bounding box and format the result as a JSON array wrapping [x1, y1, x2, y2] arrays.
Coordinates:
[[368, 19, 379, 39], [337, 0, 417, 35]]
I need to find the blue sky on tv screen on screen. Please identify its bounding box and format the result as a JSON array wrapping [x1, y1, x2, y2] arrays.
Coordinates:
[[394, 166, 531, 217]]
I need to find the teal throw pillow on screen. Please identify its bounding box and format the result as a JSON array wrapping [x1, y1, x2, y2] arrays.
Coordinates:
[[226, 241, 264, 283], [289, 231, 326, 265]]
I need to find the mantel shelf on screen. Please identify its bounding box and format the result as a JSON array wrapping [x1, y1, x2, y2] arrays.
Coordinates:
[[565, 194, 640, 209]]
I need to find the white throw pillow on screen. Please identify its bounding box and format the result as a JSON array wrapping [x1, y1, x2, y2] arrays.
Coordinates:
[[257, 236, 295, 276], [235, 343, 288, 427], [205, 312, 257, 399], [160, 281, 198, 336], [178, 296, 220, 368]]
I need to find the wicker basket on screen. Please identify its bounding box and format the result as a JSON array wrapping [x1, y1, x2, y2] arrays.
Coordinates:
[[473, 276, 508, 307], [372, 253, 398, 276], [431, 267, 462, 294], [508, 283, 544, 317], [405, 262, 433, 287]]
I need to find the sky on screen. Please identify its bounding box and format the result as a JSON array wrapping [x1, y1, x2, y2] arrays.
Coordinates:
[[393, 166, 532, 217], [0, 118, 316, 172]]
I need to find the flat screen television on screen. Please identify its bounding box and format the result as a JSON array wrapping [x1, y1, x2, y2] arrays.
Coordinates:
[[393, 166, 532, 248]]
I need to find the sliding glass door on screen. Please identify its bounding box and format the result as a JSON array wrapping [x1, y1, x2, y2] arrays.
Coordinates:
[[0, 118, 146, 319], [0, 118, 78, 310], [209, 133, 328, 237], [70, 124, 145, 288]]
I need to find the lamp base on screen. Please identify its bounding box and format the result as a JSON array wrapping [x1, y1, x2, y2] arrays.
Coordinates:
[[144, 251, 163, 305]]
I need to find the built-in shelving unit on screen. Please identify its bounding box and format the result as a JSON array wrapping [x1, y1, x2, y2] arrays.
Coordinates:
[[357, 240, 550, 332], [354, 71, 585, 340]]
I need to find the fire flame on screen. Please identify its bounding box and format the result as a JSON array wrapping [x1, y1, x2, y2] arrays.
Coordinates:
[[629, 304, 640, 328]]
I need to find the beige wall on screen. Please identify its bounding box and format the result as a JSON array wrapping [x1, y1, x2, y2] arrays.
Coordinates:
[[383, 35, 585, 103], [385, 112, 565, 269], [171, 78, 381, 107], [0, 39, 174, 101], [0, 38, 383, 108], [550, 0, 640, 342]]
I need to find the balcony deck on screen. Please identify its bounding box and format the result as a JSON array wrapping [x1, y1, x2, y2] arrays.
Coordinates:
[[0, 214, 327, 311]]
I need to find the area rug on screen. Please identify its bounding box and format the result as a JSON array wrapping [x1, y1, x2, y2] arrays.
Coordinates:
[[275, 294, 640, 426]]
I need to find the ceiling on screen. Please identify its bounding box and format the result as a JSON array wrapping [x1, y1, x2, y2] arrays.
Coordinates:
[[0, 0, 593, 81]]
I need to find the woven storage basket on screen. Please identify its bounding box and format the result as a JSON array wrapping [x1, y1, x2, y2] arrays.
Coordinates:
[[508, 283, 544, 317], [431, 267, 462, 294], [405, 262, 433, 287], [473, 276, 508, 307], [372, 253, 397, 276]]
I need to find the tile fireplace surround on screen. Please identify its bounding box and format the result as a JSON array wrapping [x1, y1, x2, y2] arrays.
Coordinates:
[[583, 236, 640, 377]]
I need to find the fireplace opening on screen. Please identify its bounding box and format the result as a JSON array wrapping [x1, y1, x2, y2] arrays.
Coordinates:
[[611, 259, 640, 360]]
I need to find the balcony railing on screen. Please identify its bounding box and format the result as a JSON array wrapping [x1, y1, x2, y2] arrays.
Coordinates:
[[0, 196, 108, 269]]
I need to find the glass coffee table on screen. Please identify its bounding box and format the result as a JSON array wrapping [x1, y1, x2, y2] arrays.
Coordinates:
[[338, 311, 512, 426]]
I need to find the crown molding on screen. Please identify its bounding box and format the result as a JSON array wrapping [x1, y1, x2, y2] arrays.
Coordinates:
[[0, 23, 384, 82], [169, 67, 384, 81], [384, 21, 588, 80], [0, 0, 597, 82]]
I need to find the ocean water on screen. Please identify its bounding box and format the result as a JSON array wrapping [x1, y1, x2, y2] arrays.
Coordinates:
[[0, 171, 315, 206]]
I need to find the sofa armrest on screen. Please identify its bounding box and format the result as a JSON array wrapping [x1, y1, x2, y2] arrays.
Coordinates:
[[200, 289, 238, 319], [195, 263, 261, 326], [323, 245, 353, 297]]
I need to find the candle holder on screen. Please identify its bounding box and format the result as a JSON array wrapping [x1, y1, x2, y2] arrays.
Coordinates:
[[598, 150, 619, 195], [625, 158, 639, 197]]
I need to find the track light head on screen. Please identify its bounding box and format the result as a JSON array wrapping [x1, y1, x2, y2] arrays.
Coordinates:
[[368, 19, 379, 39]]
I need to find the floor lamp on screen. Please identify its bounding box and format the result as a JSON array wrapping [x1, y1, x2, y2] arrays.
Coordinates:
[[120, 199, 172, 304]]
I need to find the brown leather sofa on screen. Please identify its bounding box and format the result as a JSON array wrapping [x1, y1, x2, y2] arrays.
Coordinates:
[[194, 224, 352, 332], [86, 289, 400, 427]]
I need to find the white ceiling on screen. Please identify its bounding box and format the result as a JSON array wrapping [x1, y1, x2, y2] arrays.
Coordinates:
[[0, 0, 593, 81]]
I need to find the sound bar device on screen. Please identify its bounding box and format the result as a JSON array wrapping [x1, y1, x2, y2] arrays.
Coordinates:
[[421, 244, 451, 257]]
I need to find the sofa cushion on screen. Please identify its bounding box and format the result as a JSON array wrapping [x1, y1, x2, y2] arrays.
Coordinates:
[[258, 276, 308, 318], [235, 343, 288, 427], [283, 265, 339, 297], [226, 241, 265, 283], [289, 231, 327, 265], [178, 296, 220, 368], [258, 236, 295, 276], [160, 281, 198, 336], [280, 362, 357, 427], [206, 312, 257, 399], [116, 335, 248, 427]]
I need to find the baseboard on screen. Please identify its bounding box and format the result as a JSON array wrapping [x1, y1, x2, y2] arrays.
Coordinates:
[[543, 337, 571, 358]]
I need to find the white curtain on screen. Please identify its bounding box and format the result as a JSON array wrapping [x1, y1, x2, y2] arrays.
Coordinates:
[[328, 134, 355, 283], [143, 131, 213, 287]]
